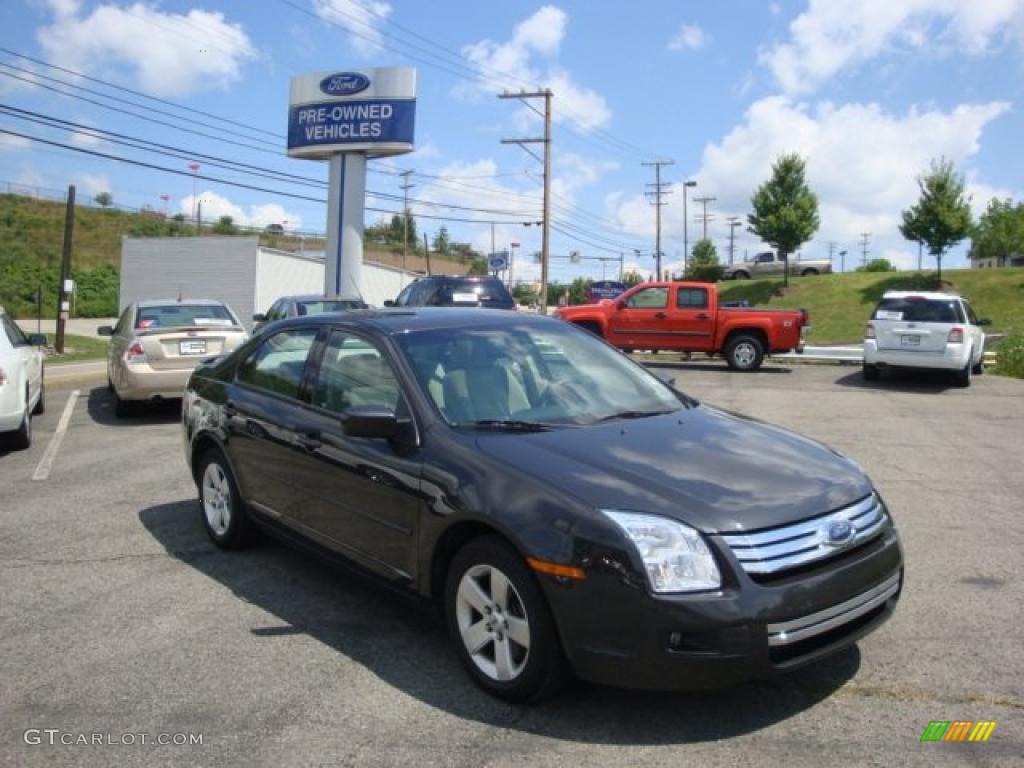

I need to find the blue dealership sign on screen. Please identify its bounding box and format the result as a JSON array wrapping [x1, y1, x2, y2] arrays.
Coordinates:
[[287, 100, 416, 152], [319, 72, 371, 97], [589, 280, 626, 302]]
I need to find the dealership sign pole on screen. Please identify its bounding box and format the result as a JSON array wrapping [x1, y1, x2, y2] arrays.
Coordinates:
[[288, 68, 416, 296]]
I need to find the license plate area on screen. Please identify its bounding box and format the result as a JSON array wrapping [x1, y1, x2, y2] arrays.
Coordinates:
[[900, 335, 920, 347], [179, 340, 208, 355]]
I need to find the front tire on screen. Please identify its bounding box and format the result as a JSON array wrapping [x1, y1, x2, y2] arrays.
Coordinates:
[[732, 270, 750, 280], [32, 373, 45, 415], [7, 390, 32, 450], [445, 536, 567, 703], [801, 268, 819, 276], [197, 449, 255, 549], [725, 334, 765, 371]]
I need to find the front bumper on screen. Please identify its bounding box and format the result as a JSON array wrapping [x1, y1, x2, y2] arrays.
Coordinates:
[[863, 340, 969, 371], [543, 525, 903, 690]]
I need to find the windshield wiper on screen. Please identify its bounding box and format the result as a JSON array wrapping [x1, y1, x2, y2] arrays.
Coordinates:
[[460, 419, 556, 432], [593, 409, 675, 423]]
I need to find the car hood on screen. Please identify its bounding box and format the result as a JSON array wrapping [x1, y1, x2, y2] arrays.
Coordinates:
[[473, 405, 872, 533]]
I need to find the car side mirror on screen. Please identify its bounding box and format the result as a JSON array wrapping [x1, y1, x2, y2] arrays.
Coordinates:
[[28, 333, 47, 346], [341, 405, 400, 439], [97, 325, 114, 336], [617, 300, 627, 310], [383, 300, 395, 307], [252, 313, 267, 323], [977, 318, 992, 327]]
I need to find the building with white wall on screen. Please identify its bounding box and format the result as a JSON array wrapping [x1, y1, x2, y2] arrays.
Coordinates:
[[120, 236, 419, 328]]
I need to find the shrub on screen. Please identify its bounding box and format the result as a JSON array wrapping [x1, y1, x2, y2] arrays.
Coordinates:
[[994, 333, 1024, 379]]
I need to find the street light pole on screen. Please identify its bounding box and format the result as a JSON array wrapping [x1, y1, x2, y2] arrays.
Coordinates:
[[188, 163, 200, 229]]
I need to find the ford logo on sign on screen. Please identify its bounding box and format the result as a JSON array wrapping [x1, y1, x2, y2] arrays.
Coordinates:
[[319, 72, 370, 97], [824, 519, 855, 547]]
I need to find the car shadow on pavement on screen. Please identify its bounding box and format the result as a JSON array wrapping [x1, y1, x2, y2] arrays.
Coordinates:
[[86, 386, 182, 426], [641, 360, 793, 375], [833, 369, 958, 393], [139, 500, 860, 746]]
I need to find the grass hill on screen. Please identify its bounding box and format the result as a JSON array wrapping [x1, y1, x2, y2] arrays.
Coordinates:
[[717, 268, 1024, 345]]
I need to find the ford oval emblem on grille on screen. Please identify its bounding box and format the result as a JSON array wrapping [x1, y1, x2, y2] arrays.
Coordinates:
[[824, 519, 855, 547], [319, 72, 370, 96]]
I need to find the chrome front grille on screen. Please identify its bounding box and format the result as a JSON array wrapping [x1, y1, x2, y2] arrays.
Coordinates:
[[720, 494, 887, 576]]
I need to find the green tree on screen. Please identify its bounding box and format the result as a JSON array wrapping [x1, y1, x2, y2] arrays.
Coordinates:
[[212, 215, 238, 235], [899, 158, 972, 281], [855, 258, 897, 273], [969, 198, 1024, 267], [686, 239, 725, 283], [388, 212, 417, 250], [433, 225, 450, 254], [93, 192, 113, 207], [747, 153, 820, 287], [622, 269, 644, 287], [568, 277, 592, 305]]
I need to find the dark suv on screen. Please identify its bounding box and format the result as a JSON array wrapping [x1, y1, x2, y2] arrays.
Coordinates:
[[387, 275, 515, 310]]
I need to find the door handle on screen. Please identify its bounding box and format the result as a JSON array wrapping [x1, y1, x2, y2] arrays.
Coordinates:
[[653, 312, 668, 320], [696, 313, 710, 320]]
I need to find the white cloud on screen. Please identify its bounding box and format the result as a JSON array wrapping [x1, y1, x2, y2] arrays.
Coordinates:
[[609, 97, 1010, 269], [68, 119, 105, 148], [668, 24, 705, 51], [73, 173, 112, 198], [762, 0, 1024, 95], [312, 0, 393, 57], [37, 1, 257, 98], [0, 134, 31, 152], [182, 191, 304, 230], [460, 6, 611, 132]]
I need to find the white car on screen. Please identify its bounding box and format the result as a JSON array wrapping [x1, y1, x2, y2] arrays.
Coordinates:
[[0, 306, 46, 449], [863, 291, 989, 387]]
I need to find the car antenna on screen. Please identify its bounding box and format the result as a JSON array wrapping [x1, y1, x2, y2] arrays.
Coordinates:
[[177, 286, 183, 302], [346, 275, 366, 306]]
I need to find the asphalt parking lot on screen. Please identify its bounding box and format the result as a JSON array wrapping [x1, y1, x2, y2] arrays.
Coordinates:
[[1, 362, 1021, 767]]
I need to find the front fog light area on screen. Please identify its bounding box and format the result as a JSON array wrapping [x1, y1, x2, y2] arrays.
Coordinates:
[[601, 510, 721, 593]]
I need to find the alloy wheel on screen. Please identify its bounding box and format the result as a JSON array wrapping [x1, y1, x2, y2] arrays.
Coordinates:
[[202, 461, 233, 536], [455, 564, 531, 682]]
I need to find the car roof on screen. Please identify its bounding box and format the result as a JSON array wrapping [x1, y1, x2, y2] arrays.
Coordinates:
[[285, 294, 364, 302], [269, 307, 545, 335], [880, 291, 962, 301], [135, 298, 230, 308]]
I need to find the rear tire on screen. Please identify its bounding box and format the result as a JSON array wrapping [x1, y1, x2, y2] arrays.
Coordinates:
[[725, 334, 765, 371], [954, 359, 972, 388], [733, 270, 750, 280], [972, 356, 984, 375], [445, 536, 568, 703], [862, 363, 880, 381], [197, 449, 255, 549], [801, 268, 819, 276]]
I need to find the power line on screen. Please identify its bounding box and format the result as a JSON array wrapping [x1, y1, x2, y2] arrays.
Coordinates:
[[642, 159, 674, 280]]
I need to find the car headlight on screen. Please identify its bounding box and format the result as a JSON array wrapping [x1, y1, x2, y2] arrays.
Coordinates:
[[601, 510, 721, 593]]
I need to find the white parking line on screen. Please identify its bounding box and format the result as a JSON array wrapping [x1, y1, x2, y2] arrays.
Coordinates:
[[32, 390, 80, 481]]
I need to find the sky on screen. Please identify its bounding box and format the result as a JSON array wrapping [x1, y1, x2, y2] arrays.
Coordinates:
[[1, 0, 1023, 283]]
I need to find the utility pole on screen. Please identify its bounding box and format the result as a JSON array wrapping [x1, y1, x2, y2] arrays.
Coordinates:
[[188, 162, 200, 229], [423, 232, 431, 275], [642, 159, 674, 280], [859, 232, 871, 267], [619, 252, 625, 281], [55, 184, 75, 354], [399, 169, 414, 275], [694, 196, 717, 241], [726, 217, 742, 265], [839, 250, 848, 273], [681, 180, 697, 270], [500, 89, 552, 312]]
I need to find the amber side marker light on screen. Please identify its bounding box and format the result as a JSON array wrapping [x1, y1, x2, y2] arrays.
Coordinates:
[[527, 557, 586, 581]]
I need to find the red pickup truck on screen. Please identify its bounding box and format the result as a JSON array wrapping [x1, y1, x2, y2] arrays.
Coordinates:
[[554, 282, 808, 371]]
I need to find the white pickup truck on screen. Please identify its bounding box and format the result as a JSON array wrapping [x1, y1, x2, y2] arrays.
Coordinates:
[[723, 251, 833, 280]]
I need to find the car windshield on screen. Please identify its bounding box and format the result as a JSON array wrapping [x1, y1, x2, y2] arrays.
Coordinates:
[[872, 297, 962, 323], [396, 322, 686, 427], [296, 299, 366, 316], [135, 304, 237, 329]]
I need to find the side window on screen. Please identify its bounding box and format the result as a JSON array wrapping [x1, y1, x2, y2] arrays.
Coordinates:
[[2, 315, 29, 347], [757, 253, 774, 263], [237, 328, 318, 399], [676, 287, 709, 309], [408, 280, 438, 306], [394, 283, 415, 307], [313, 331, 402, 415], [624, 287, 668, 309], [963, 301, 979, 325]]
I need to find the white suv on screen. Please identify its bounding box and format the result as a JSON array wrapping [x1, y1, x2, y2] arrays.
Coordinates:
[[0, 306, 47, 449], [863, 291, 989, 387]]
